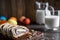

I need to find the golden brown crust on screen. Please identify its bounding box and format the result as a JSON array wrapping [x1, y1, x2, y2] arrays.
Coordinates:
[[0, 23, 44, 40], [13, 32, 31, 40]]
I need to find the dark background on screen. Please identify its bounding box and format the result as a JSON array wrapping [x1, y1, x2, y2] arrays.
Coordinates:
[[0, 0, 60, 22]]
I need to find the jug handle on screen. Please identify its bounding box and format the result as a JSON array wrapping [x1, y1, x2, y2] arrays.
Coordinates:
[[49, 6, 54, 15]]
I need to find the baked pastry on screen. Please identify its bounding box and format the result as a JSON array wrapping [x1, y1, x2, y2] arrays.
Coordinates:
[[0, 23, 13, 35], [0, 23, 31, 38], [0, 23, 44, 40], [10, 25, 30, 38]]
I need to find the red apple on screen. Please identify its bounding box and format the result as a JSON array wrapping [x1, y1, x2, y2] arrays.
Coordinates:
[[19, 16, 26, 22], [23, 18, 30, 25]]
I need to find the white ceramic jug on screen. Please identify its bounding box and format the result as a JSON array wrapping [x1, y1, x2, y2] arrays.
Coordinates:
[[36, 10, 45, 24], [36, 1, 55, 25]]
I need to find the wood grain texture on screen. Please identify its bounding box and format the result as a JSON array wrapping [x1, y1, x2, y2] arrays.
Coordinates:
[[16, 0, 25, 19], [0, 0, 25, 19], [54, 0, 60, 10], [25, 0, 36, 22], [0, 0, 11, 18], [11, 0, 17, 17], [0, 0, 60, 21]]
